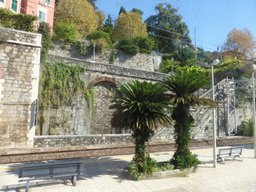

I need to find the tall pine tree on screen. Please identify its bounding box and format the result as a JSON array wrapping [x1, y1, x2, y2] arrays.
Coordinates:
[[145, 3, 191, 53]]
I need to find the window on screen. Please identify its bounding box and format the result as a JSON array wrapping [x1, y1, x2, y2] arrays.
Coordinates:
[[11, 0, 18, 12], [40, 0, 50, 4], [39, 11, 46, 22]]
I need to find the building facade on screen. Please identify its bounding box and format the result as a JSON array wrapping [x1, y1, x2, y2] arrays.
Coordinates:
[[0, 0, 55, 29]]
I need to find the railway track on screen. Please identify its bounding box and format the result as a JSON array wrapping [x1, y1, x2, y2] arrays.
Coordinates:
[[0, 137, 252, 164], [0, 143, 177, 164]]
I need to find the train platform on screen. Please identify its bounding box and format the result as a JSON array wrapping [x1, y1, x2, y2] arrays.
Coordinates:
[[0, 144, 256, 192]]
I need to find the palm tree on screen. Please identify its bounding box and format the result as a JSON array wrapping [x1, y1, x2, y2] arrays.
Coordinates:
[[163, 66, 216, 168], [110, 80, 172, 173]]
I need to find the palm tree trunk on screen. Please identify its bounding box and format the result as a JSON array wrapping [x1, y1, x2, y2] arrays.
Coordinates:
[[172, 103, 193, 167], [134, 129, 146, 173]]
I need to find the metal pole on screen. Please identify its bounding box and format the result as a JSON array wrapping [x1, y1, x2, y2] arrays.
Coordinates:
[[232, 77, 237, 134], [212, 65, 217, 168], [253, 72, 256, 158], [227, 77, 230, 136]]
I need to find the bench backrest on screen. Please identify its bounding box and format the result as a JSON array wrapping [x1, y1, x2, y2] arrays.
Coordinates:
[[19, 162, 83, 178], [218, 146, 243, 156]]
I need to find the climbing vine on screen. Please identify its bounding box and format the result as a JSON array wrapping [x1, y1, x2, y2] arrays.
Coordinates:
[[38, 62, 94, 135]]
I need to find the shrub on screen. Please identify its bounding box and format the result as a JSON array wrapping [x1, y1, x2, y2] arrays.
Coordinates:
[[116, 37, 139, 55], [236, 118, 253, 136], [38, 22, 52, 63], [159, 59, 181, 73], [75, 39, 90, 55], [87, 31, 112, 46], [109, 50, 118, 64], [154, 162, 174, 172], [162, 53, 174, 62], [53, 20, 78, 43], [170, 153, 201, 169], [90, 38, 109, 53], [134, 36, 155, 54], [127, 153, 157, 181], [0, 8, 37, 32], [119, 44, 139, 55], [116, 36, 154, 55]]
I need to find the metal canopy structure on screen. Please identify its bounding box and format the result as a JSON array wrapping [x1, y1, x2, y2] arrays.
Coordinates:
[[191, 77, 254, 139]]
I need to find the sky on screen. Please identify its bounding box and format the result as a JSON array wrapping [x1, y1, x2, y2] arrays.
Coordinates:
[[96, 0, 256, 53]]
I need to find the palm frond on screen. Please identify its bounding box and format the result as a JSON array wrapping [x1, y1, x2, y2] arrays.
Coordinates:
[[110, 80, 173, 131]]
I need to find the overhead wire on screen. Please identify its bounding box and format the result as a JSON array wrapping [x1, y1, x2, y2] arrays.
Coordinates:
[[54, 5, 256, 62], [14, 0, 224, 52], [2, 1, 255, 65]]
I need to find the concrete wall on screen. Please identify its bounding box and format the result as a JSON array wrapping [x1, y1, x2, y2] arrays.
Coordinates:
[[0, 27, 41, 147]]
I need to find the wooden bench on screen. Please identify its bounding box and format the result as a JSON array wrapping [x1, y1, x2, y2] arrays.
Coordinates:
[[217, 146, 244, 164], [18, 161, 83, 192]]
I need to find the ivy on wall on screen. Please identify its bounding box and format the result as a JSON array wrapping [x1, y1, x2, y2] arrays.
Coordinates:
[[38, 62, 95, 135], [38, 22, 52, 63]]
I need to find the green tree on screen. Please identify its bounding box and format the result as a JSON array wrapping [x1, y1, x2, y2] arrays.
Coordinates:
[[110, 80, 172, 177], [104, 14, 114, 28], [197, 47, 213, 64], [53, 20, 78, 43], [214, 59, 243, 82], [163, 66, 215, 169], [119, 6, 126, 15], [96, 10, 105, 30], [159, 59, 181, 73], [131, 8, 143, 16], [103, 14, 114, 35], [54, 0, 99, 36], [171, 45, 196, 65], [112, 12, 148, 42], [145, 3, 191, 53], [87, 0, 97, 8]]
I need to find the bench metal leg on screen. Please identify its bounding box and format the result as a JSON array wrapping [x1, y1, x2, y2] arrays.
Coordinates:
[[72, 175, 77, 186], [233, 155, 243, 161], [217, 157, 225, 164], [26, 181, 30, 192]]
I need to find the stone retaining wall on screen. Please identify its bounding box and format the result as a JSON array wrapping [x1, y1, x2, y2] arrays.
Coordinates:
[[48, 41, 162, 72], [47, 54, 165, 81], [34, 134, 133, 147], [0, 27, 41, 148], [34, 132, 253, 148], [43, 55, 166, 135]]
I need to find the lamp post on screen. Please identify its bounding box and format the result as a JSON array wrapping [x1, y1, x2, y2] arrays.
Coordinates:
[[211, 59, 219, 168]]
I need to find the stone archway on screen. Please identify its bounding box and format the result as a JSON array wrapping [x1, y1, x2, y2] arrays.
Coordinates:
[[88, 77, 120, 134], [87, 76, 119, 92]]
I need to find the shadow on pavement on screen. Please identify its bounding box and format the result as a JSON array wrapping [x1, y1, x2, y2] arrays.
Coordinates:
[[1, 157, 131, 191]]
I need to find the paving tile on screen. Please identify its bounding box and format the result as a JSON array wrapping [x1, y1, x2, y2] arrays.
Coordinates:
[[1, 147, 256, 192]]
